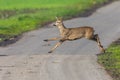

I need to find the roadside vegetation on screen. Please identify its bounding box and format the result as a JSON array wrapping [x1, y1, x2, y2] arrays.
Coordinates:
[[98, 39, 120, 80], [0, 0, 113, 44]]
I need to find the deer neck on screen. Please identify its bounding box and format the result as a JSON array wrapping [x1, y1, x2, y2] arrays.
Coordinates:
[[57, 24, 66, 34]]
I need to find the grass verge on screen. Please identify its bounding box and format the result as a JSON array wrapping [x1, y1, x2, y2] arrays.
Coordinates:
[[0, 0, 116, 46], [98, 39, 120, 80]]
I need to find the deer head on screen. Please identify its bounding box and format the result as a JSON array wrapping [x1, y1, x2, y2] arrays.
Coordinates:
[[53, 17, 63, 27]]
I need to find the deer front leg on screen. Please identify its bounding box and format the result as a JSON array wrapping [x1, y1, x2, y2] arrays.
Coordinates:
[[48, 40, 65, 53], [44, 37, 61, 42]]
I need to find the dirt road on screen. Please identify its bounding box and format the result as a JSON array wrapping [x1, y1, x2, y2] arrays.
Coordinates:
[[0, 1, 120, 80]]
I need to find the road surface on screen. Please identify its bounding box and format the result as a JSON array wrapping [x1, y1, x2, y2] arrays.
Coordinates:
[[0, 1, 120, 80]]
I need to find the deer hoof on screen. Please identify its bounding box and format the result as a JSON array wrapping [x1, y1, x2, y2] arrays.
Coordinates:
[[48, 51, 53, 53], [101, 49, 105, 53], [44, 39, 48, 42]]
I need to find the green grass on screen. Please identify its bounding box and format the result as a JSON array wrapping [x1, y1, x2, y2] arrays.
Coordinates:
[[0, 0, 107, 10], [0, 0, 111, 41], [98, 44, 120, 80]]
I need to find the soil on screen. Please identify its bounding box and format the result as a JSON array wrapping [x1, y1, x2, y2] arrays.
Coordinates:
[[0, 9, 38, 19], [0, 35, 22, 46], [0, 10, 16, 19], [0, 0, 117, 47]]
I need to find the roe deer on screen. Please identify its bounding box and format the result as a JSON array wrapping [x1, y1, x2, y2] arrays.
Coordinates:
[[44, 17, 105, 53]]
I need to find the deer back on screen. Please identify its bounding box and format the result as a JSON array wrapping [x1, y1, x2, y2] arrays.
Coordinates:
[[64, 26, 94, 40]]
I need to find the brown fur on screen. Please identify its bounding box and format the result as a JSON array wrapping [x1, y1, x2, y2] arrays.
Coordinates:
[[44, 17, 105, 53]]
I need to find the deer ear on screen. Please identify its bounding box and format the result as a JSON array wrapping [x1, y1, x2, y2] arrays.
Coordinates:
[[56, 16, 59, 20], [59, 17, 63, 21]]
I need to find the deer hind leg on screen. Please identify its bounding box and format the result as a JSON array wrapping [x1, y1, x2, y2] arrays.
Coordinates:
[[91, 34, 105, 53], [48, 40, 65, 53]]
